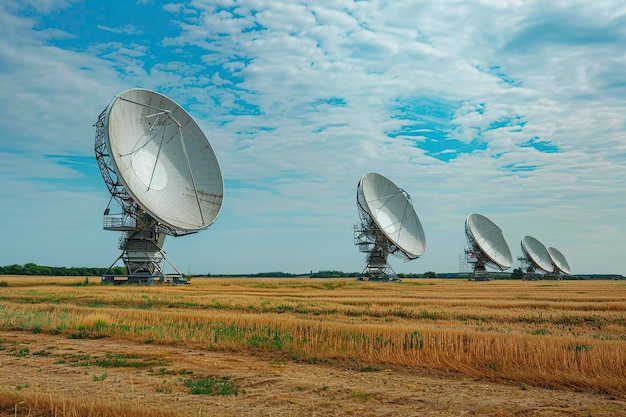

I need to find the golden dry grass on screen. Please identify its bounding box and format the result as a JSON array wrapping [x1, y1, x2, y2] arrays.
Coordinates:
[[0, 388, 178, 417], [0, 276, 625, 416]]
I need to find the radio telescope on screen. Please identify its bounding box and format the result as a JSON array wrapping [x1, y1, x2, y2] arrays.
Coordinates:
[[94, 88, 223, 284], [464, 214, 512, 281], [354, 172, 426, 281], [548, 247, 571, 278], [518, 235, 552, 280]]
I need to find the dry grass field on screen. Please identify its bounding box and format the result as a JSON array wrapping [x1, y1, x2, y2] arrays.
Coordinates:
[[0, 276, 625, 416]]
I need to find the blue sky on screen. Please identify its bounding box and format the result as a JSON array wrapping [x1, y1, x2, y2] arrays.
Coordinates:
[[1, 0, 625, 275]]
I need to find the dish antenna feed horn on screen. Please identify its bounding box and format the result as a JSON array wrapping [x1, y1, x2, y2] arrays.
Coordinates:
[[354, 173, 426, 282], [464, 213, 512, 281], [94, 89, 223, 284]]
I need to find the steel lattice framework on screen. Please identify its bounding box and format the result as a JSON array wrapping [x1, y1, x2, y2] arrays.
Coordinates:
[[353, 185, 410, 281], [94, 109, 186, 284]]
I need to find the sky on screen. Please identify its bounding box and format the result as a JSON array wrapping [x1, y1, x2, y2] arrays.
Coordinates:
[[1, 0, 625, 276]]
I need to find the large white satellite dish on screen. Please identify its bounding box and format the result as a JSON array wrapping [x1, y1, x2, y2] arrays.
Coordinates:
[[464, 213, 512, 280], [519, 235, 553, 278], [548, 247, 571, 276], [94, 88, 223, 284], [354, 172, 426, 281]]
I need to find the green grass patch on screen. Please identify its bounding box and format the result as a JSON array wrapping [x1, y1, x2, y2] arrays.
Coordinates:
[[12, 348, 30, 357], [60, 352, 168, 369], [93, 371, 107, 381], [94, 353, 167, 368], [291, 355, 329, 365], [405, 330, 424, 350], [184, 376, 239, 396], [358, 364, 382, 372], [246, 326, 293, 350]]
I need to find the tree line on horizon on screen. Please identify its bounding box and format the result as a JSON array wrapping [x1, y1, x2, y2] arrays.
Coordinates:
[[0, 263, 125, 277], [199, 270, 442, 278], [1, 265, 442, 278], [1, 263, 623, 280]]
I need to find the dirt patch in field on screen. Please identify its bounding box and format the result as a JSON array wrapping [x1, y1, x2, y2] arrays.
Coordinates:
[[0, 330, 624, 416]]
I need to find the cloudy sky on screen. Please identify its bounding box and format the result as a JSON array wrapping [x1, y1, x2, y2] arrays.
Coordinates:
[[1, 0, 625, 276]]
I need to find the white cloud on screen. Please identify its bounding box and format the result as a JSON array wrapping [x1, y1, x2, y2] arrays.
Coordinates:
[[96, 24, 141, 35], [17, 0, 78, 14], [162, 3, 184, 14]]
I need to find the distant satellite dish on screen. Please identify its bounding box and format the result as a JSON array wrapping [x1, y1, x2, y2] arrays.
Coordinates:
[[519, 235, 553, 278], [548, 247, 571, 275], [94, 88, 223, 284], [354, 172, 426, 281], [464, 213, 512, 280]]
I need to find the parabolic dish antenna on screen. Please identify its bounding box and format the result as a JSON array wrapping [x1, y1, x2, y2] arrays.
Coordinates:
[[354, 172, 426, 281], [519, 235, 553, 277], [94, 88, 223, 284], [464, 213, 512, 280], [548, 247, 571, 275]]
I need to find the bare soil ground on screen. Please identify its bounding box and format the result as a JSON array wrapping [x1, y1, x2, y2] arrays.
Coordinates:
[[1, 330, 624, 417]]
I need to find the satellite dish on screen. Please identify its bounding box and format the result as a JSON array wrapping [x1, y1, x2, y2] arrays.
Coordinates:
[[548, 247, 571, 276], [464, 213, 512, 280], [354, 172, 426, 281], [519, 235, 553, 278], [94, 88, 223, 284]]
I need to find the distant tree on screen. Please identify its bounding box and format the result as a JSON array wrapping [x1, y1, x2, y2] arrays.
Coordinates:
[[1, 264, 25, 275], [111, 266, 126, 275], [23, 263, 40, 275], [423, 271, 438, 278], [511, 268, 524, 280]]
